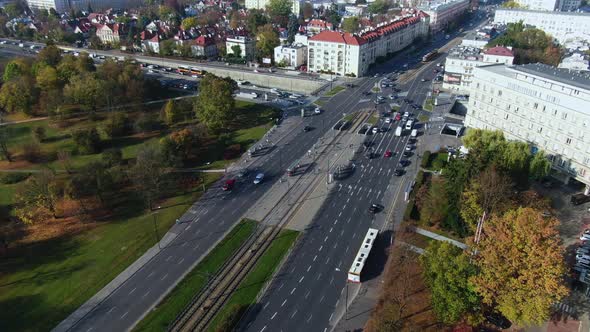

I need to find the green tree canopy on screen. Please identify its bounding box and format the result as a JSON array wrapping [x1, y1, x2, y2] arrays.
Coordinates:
[[182, 16, 198, 30], [256, 24, 280, 59], [3, 58, 30, 82], [470, 207, 569, 326], [267, 0, 292, 26], [0, 77, 36, 115], [341, 17, 360, 33], [368, 0, 389, 14], [421, 241, 482, 325], [195, 74, 236, 131]]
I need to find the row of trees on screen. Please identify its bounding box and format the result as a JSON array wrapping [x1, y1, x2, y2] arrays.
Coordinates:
[[414, 129, 551, 236], [421, 207, 568, 327], [489, 21, 562, 66]]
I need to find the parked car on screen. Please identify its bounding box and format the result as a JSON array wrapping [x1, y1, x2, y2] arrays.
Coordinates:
[[393, 169, 404, 176], [572, 193, 590, 206], [368, 203, 384, 213], [384, 150, 392, 158], [222, 179, 236, 191]]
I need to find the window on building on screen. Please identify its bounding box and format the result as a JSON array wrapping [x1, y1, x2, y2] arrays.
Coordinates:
[[533, 102, 538, 109], [562, 113, 568, 120], [504, 113, 509, 120], [498, 90, 502, 96], [566, 137, 572, 145], [537, 127, 543, 133]]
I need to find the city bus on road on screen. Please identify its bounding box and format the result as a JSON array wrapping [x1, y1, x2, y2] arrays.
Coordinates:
[[348, 228, 379, 283]]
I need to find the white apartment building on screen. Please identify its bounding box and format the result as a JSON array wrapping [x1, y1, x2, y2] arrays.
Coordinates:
[[226, 36, 256, 60], [244, 0, 301, 14], [443, 46, 514, 94], [26, 0, 140, 12], [465, 63, 590, 190], [274, 44, 307, 68], [494, 9, 590, 45], [418, 0, 470, 33], [307, 12, 429, 77], [514, 0, 580, 11], [559, 53, 589, 71]]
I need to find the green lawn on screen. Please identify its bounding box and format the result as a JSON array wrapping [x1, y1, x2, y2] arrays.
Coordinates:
[[367, 114, 379, 125], [207, 229, 299, 332], [314, 99, 326, 107], [423, 98, 434, 112], [418, 114, 430, 123], [324, 86, 346, 97], [133, 219, 258, 332], [343, 113, 356, 122], [424, 152, 448, 171], [0, 172, 221, 332]]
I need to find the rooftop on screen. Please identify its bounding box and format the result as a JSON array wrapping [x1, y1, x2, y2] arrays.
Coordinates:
[[447, 46, 483, 60], [484, 46, 513, 57], [482, 63, 590, 91], [495, 8, 590, 17]]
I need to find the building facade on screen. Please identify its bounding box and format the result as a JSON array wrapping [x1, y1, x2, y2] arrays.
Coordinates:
[[192, 35, 217, 58], [226, 36, 255, 60], [494, 9, 590, 44], [307, 12, 429, 77], [443, 46, 513, 94], [274, 44, 307, 68], [244, 0, 301, 14], [419, 0, 470, 33], [26, 0, 141, 13], [95, 23, 123, 45], [514, 0, 581, 11], [465, 63, 590, 190], [559, 53, 589, 71]]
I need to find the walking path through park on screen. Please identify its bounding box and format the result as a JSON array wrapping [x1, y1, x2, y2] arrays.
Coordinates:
[[413, 226, 468, 249]]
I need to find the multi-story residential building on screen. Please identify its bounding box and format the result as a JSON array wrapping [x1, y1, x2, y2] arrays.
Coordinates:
[[513, 0, 580, 11], [494, 9, 590, 44], [443, 46, 514, 93], [559, 53, 589, 71], [244, 0, 301, 14], [95, 23, 124, 45], [274, 44, 307, 68], [465, 63, 590, 190], [302, 19, 334, 35], [418, 0, 470, 33], [226, 36, 256, 60], [307, 12, 429, 77], [192, 35, 218, 58], [26, 0, 140, 13]]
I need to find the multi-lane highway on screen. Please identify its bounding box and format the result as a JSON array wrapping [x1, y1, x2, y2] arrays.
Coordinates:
[[240, 55, 440, 332]]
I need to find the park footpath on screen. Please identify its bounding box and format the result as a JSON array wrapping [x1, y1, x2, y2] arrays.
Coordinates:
[[52, 105, 302, 332]]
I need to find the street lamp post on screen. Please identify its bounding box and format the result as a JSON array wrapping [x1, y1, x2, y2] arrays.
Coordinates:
[[152, 206, 162, 249]]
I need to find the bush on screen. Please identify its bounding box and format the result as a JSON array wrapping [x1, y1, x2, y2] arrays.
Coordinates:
[[421, 150, 431, 168], [103, 113, 130, 138], [72, 127, 102, 154], [0, 172, 31, 184], [223, 144, 241, 160], [102, 148, 123, 167], [33, 126, 46, 142], [134, 113, 161, 133], [214, 304, 248, 332], [21, 142, 42, 162], [432, 156, 447, 170]]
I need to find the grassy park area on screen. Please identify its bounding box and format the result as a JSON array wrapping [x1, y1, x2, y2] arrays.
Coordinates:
[[0, 98, 278, 331], [133, 220, 258, 332], [324, 85, 346, 97], [208, 230, 299, 332]]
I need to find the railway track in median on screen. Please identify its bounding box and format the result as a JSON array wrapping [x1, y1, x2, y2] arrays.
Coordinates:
[[168, 109, 369, 332]]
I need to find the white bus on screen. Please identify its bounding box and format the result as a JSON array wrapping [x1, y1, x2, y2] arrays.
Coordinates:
[[348, 228, 379, 283]]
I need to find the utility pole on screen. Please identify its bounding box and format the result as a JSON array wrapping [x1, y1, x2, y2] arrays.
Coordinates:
[[152, 206, 162, 249]]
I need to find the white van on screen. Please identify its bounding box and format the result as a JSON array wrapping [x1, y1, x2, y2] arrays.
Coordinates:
[[411, 129, 418, 137], [405, 120, 414, 130], [395, 126, 402, 137]]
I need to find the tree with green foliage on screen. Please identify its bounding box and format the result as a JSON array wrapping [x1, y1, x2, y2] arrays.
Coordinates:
[[341, 17, 360, 33], [302, 2, 314, 19], [529, 151, 551, 179], [33, 126, 46, 143], [36, 65, 59, 91], [420, 176, 449, 226], [162, 99, 182, 125], [102, 148, 123, 167], [134, 112, 161, 133], [72, 127, 102, 154], [103, 113, 129, 138], [323, 7, 341, 27], [195, 74, 236, 131], [3, 58, 30, 82], [421, 241, 482, 325], [160, 128, 197, 165], [230, 44, 242, 57], [159, 39, 176, 56], [368, 0, 389, 13], [129, 145, 166, 210], [63, 73, 105, 111], [246, 9, 268, 34], [460, 166, 512, 232], [14, 171, 59, 223], [471, 207, 569, 326], [0, 77, 36, 115], [502, 1, 526, 8], [256, 24, 280, 59], [267, 0, 292, 26], [182, 16, 198, 30], [37, 45, 62, 67], [0, 125, 13, 162]]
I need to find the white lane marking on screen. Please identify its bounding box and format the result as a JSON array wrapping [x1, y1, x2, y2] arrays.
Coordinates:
[[338, 211, 342, 217], [161, 273, 168, 281], [319, 295, 325, 303], [345, 245, 349, 253], [129, 287, 136, 295], [120, 311, 129, 319], [262, 302, 269, 310], [299, 276, 305, 283], [324, 236, 328, 242], [326, 257, 331, 264], [166, 255, 172, 262], [142, 290, 150, 299], [330, 276, 334, 285], [271, 312, 277, 320], [305, 290, 310, 299], [329, 313, 334, 321], [317, 272, 322, 280], [107, 307, 116, 314], [346, 198, 350, 203], [192, 244, 200, 251], [307, 265, 311, 272], [147, 271, 155, 278], [86, 327, 94, 332], [178, 257, 185, 265], [186, 225, 191, 230], [307, 314, 313, 323], [334, 219, 338, 225], [319, 245, 323, 252], [291, 309, 298, 318], [278, 283, 284, 291], [281, 299, 287, 307], [261, 326, 267, 332], [333, 243, 338, 249], [313, 255, 317, 262], [290, 288, 296, 295], [329, 227, 333, 233], [181, 241, 187, 247]]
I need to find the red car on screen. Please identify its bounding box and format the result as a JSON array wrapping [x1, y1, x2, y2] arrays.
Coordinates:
[[384, 150, 392, 158], [222, 179, 236, 191], [395, 113, 402, 121]]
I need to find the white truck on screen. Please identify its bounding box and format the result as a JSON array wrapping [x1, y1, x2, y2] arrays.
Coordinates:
[[395, 126, 402, 137]]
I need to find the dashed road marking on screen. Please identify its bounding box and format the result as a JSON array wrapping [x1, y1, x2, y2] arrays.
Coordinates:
[[271, 312, 277, 320]]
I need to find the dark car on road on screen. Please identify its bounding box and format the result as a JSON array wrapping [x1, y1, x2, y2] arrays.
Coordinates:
[[368, 203, 384, 214], [402, 151, 412, 157], [362, 91, 371, 96], [393, 169, 404, 176], [398, 159, 410, 167], [303, 125, 312, 132]]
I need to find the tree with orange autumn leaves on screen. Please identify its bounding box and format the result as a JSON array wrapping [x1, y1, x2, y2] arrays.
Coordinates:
[[470, 207, 569, 326]]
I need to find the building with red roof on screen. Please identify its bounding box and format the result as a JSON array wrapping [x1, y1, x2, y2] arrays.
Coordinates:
[[307, 12, 429, 77], [192, 35, 218, 58]]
